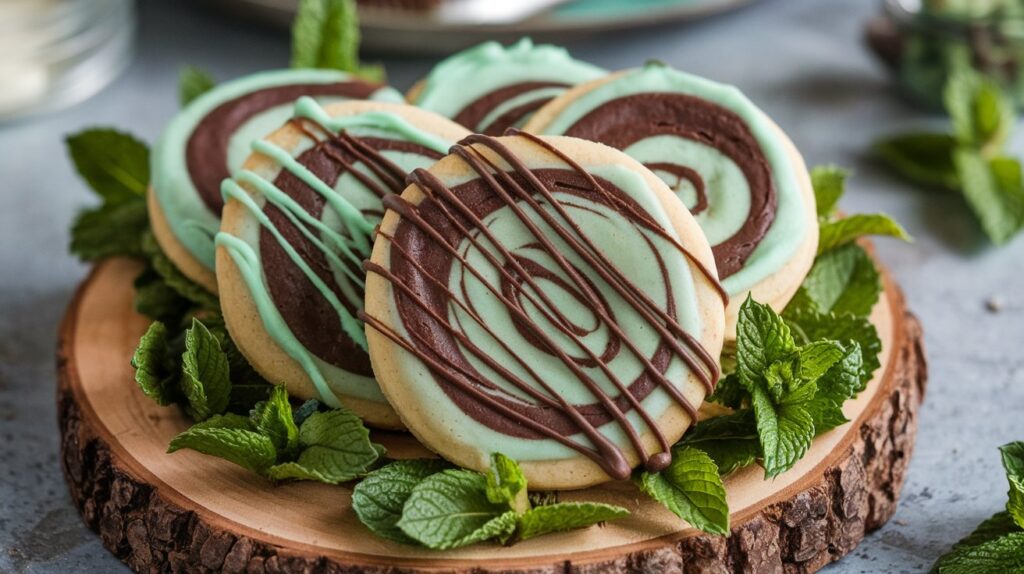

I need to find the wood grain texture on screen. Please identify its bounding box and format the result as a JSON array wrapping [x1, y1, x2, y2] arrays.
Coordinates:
[[58, 259, 927, 574]]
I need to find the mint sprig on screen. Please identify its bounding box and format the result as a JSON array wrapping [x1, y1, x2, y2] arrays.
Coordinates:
[[66, 129, 149, 205], [810, 165, 911, 254], [179, 66, 216, 107], [352, 459, 453, 543], [180, 318, 231, 421], [291, 0, 383, 80], [635, 446, 729, 535], [932, 442, 1024, 573]]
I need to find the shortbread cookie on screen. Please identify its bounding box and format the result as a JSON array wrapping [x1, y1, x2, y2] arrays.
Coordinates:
[[407, 39, 605, 136], [524, 63, 818, 334], [150, 69, 403, 293], [216, 99, 470, 428], [363, 132, 726, 488]]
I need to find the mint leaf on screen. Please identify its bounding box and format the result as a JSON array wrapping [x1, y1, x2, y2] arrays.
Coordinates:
[[954, 149, 1024, 245], [679, 410, 761, 475], [735, 295, 796, 391], [250, 385, 298, 458], [141, 232, 219, 309], [168, 417, 276, 474], [797, 340, 846, 381], [635, 446, 729, 535], [805, 399, 848, 434], [1000, 442, 1024, 528], [352, 459, 451, 544], [398, 469, 518, 549], [750, 385, 816, 478], [267, 409, 379, 484], [818, 214, 911, 254], [486, 453, 528, 512], [180, 318, 231, 421], [932, 531, 1024, 573], [816, 342, 866, 402], [944, 68, 1014, 154], [790, 244, 881, 318], [133, 267, 190, 324], [131, 322, 178, 406], [933, 512, 1023, 573], [708, 373, 746, 409], [784, 308, 882, 384], [811, 165, 848, 217], [179, 66, 215, 107], [873, 133, 960, 190], [66, 129, 149, 204], [515, 502, 629, 541], [292, 0, 359, 72], [69, 199, 148, 261]]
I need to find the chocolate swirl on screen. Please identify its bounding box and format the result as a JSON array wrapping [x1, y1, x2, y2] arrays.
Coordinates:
[[559, 93, 777, 279], [186, 81, 382, 217], [362, 132, 725, 479], [453, 81, 570, 136], [259, 118, 444, 372]]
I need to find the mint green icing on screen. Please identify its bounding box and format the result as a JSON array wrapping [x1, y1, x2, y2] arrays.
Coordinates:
[[217, 98, 456, 408], [152, 68, 402, 272], [536, 63, 808, 296], [383, 162, 706, 462], [411, 38, 605, 130]]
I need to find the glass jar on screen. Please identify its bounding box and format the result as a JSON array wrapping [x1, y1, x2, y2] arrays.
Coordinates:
[[866, 0, 1024, 109], [0, 0, 135, 121]]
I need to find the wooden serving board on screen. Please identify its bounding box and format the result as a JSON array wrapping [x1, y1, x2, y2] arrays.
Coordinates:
[[58, 258, 927, 574]]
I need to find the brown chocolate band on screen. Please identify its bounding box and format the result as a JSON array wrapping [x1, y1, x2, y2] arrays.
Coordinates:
[[453, 81, 569, 136], [561, 92, 777, 279], [186, 81, 383, 217], [259, 120, 443, 373], [362, 133, 723, 479]]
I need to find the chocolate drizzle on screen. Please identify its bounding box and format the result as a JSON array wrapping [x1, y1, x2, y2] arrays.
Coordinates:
[[361, 132, 725, 479], [259, 117, 443, 372], [561, 92, 778, 279], [453, 81, 569, 136], [186, 81, 382, 216]]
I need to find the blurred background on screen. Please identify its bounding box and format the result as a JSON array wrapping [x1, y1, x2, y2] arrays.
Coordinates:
[[1, 0, 1022, 572]]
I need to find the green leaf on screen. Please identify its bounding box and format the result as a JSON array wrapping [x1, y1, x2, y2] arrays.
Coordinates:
[[818, 214, 912, 254], [873, 133, 960, 190], [784, 308, 882, 384], [790, 244, 882, 318], [954, 149, 1024, 245], [810, 165, 848, 217], [932, 531, 1024, 573], [750, 385, 816, 478], [131, 322, 178, 406], [292, 0, 360, 72], [168, 422, 276, 474], [635, 446, 729, 535], [708, 373, 747, 409], [141, 232, 220, 309], [933, 512, 1022, 573], [69, 199, 149, 261], [944, 67, 1015, 154], [352, 459, 451, 544], [515, 502, 629, 541], [66, 129, 150, 204], [805, 398, 848, 434], [735, 295, 796, 392], [133, 267, 191, 324], [398, 469, 518, 549], [797, 340, 846, 381], [679, 410, 761, 475], [179, 66, 216, 107], [486, 453, 528, 512], [816, 342, 866, 402], [250, 385, 299, 458], [1001, 442, 1024, 528], [180, 318, 231, 421], [267, 409, 380, 484]]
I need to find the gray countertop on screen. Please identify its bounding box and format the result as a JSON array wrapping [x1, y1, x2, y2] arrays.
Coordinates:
[[1, 0, 1022, 572]]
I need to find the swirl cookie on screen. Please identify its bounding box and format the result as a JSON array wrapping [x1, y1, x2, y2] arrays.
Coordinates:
[[524, 63, 818, 334], [362, 132, 727, 488], [149, 69, 403, 293], [406, 38, 605, 136], [216, 99, 470, 428]]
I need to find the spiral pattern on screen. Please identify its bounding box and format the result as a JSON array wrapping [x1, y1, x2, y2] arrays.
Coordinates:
[[363, 133, 723, 479]]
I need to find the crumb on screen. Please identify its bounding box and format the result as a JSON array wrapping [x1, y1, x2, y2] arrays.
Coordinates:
[[986, 296, 1003, 313]]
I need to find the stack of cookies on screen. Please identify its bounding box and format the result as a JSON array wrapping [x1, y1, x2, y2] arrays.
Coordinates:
[[148, 38, 818, 490]]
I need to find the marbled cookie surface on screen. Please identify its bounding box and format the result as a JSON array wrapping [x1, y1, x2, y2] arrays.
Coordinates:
[[150, 69, 403, 292], [525, 63, 818, 333], [363, 133, 726, 488], [216, 99, 470, 428]]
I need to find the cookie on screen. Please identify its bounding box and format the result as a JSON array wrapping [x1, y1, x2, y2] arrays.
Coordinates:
[[363, 132, 726, 488], [524, 63, 819, 335], [407, 38, 605, 136], [216, 99, 470, 428], [150, 69, 403, 293]]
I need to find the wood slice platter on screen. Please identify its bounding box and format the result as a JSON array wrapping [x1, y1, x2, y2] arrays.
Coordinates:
[[57, 258, 927, 574]]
